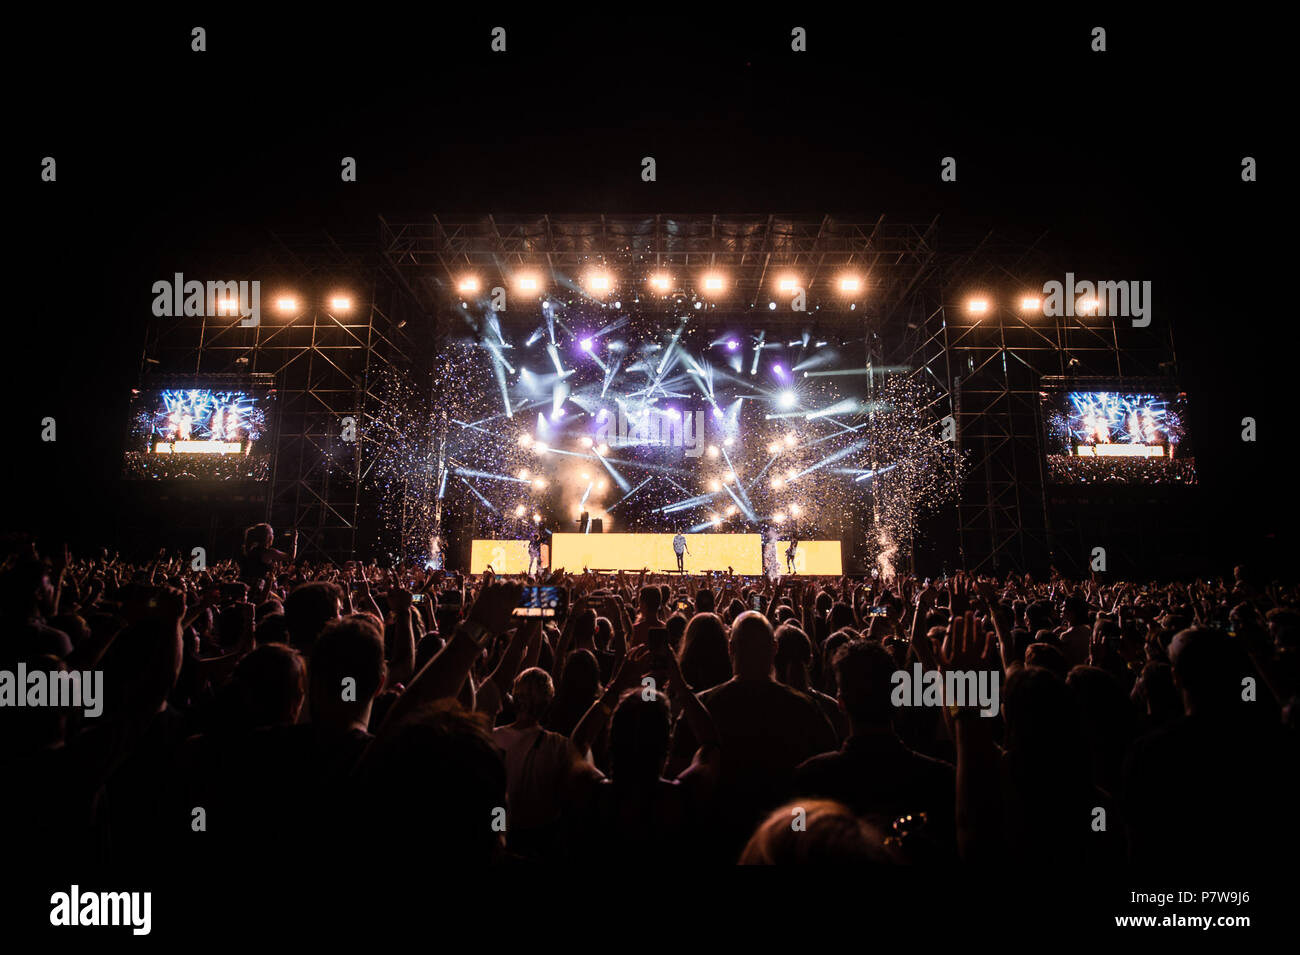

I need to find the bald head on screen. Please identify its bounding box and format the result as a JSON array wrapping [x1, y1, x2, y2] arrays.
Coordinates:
[[731, 611, 776, 679]]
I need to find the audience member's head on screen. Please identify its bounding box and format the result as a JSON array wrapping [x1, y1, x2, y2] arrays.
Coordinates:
[[283, 582, 343, 654], [679, 612, 732, 691], [729, 611, 776, 680], [739, 800, 894, 865], [511, 667, 555, 723], [310, 615, 385, 730]]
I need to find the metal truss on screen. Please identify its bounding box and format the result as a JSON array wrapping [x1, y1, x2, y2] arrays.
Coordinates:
[[137, 232, 426, 561], [381, 213, 939, 321], [899, 270, 1179, 575]]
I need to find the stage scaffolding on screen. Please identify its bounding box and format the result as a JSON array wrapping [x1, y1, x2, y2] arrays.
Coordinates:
[[898, 231, 1179, 574], [137, 233, 427, 561], [135, 216, 1178, 571]]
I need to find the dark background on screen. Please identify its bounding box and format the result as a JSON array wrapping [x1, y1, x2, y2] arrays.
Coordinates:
[[8, 11, 1290, 576]]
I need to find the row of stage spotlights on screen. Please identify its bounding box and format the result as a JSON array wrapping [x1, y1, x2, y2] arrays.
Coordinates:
[[455, 271, 865, 297], [211, 290, 1079, 320], [964, 295, 1107, 315], [212, 295, 354, 316]]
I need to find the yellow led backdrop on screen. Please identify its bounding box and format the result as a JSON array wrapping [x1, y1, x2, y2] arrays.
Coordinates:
[[550, 533, 763, 574], [469, 539, 536, 575], [775, 540, 843, 576], [471, 536, 842, 576]]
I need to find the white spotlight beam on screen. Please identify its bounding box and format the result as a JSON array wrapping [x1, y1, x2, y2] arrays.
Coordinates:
[[607, 477, 653, 512], [458, 477, 498, 512], [750, 331, 766, 375]]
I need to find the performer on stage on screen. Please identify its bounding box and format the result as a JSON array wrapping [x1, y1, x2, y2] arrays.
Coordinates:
[[672, 529, 689, 572], [429, 532, 445, 570], [785, 531, 800, 574], [527, 529, 544, 576]]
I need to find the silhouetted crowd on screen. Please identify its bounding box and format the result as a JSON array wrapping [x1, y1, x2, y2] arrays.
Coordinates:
[[2, 524, 1296, 874]]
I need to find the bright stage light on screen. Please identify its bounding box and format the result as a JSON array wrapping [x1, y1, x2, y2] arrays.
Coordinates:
[[457, 276, 480, 293], [773, 512, 787, 523], [276, 296, 298, 313], [786, 467, 798, 481], [580, 435, 594, 448], [518, 433, 533, 447], [709, 479, 722, 492], [515, 505, 527, 517], [533, 513, 541, 523], [777, 275, 800, 293], [770, 476, 784, 489], [516, 274, 541, 293], [784, 433, 796, 447], [330, 296, 352, 311], [580, 337, 595, 352], [723, 436, 734, 447], [581, 472, 590, 481], [534, 441, 549, 455], [839, 275, 862, 293], [768, 302, 777, 310], [585, 271, 613, 295], [726, 339, 739, 351], [724, 471, 737, 484], [649, 273, 672, 292], [707, 445, 719, 458], [768, 441, 782, 455], [702, 274, 725, 294], [1020, 296, 1042, 311], [967, 298, 990, 315], [597, 479, 607, 490], [778, 390, 796, 409], [790, 503, 802, 517], [596, 443, 609, 456], [1078, 297, 1100, 315], [517, 469, 530, 480], [216, 298, 238, 315], [710, 514, 722, 527], [726, 505, 737, 517], [533, 478, 547, 489]]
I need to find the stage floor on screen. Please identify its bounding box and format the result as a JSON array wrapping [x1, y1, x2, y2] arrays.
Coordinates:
[[470, 533, 842, 575]]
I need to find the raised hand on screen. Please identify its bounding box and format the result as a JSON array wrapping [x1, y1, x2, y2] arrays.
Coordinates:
[[467, 580, 523, 637], [940, 610, 994, 672]]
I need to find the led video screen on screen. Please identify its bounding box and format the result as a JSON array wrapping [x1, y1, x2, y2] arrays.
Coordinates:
[[1043, 391, 1195, 485], [123, 387, 272, 480]]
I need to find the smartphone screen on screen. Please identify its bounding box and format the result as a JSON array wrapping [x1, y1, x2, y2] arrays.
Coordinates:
[[751, 595, 764, 611], [513, 585, 564, 617]]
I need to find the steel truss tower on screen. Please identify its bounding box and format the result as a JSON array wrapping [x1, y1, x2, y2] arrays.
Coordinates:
[[137, 233, 426, 561]]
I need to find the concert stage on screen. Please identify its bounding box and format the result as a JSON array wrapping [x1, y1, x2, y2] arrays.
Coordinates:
[[470, 533, 842, 576]]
